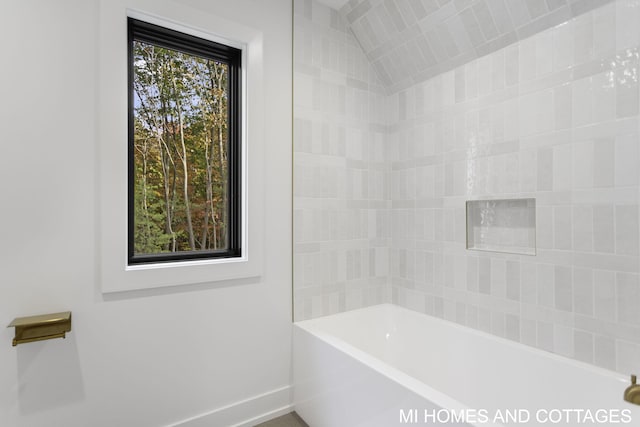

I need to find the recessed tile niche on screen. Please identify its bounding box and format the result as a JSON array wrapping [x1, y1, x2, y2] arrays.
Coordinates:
[[466, 198, 536, 256]]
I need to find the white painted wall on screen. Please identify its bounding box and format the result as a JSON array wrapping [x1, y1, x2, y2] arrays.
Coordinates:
[[0, 0, 292, 426]]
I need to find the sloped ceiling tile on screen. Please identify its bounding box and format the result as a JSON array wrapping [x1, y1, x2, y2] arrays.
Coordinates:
[[337, 0, 614, 93]]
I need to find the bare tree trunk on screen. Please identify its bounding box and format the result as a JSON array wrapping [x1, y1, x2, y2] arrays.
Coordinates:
[[139, 140, 151, 245], [200, 111, 213, 250], [212, 63, 228, 248], [161, 100, 177, 252], [160, 144, 175, 250], [171, 70, 196, 251], [218, 120, 226, 247], [133, 54, 177, 252], [209, 124, 218, 249]]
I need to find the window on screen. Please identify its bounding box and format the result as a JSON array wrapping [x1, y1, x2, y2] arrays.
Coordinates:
[[100, 6, 264, 292], [128, 18, 241, 265]]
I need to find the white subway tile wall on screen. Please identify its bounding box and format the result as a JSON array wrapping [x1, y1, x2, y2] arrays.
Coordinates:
[[294, 0, 391, 320], [294, 0, 640, 375], [338, 0, 615, 94], [387, 0, 640, 375]]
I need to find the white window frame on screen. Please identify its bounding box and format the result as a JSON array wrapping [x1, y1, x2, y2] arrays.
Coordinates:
[[98, 0, 264, 292]]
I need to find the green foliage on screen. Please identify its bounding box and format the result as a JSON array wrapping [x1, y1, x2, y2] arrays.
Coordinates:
[[132, 40, 230, 255]]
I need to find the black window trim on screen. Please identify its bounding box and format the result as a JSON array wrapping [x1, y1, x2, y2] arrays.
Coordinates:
[[127, 17, 242, 265]]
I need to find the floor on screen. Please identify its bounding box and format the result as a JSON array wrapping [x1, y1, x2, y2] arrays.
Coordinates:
[[254, 412, 309, 427]]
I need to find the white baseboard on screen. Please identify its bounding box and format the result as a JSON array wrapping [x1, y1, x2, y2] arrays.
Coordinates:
[[169, 385, 293, 427]]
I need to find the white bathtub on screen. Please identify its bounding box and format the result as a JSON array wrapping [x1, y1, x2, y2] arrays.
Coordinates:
[[293, 304, 640, 427]]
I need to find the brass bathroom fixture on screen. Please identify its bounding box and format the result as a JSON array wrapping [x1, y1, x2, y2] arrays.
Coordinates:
[[7, 311, 72, 346], [624, 375, 640, 405]]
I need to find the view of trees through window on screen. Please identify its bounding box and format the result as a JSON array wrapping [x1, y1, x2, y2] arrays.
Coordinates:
[[132, 39, 231, 258]]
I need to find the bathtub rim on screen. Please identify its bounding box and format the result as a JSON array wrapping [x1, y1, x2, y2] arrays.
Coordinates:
[[296, 303, 629, 384], [295, 304, 502, 426], [294, 303, 634, 426]]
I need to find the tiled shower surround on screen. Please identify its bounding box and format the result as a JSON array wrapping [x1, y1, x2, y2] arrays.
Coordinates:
[[294, 0, 391, 319], [294, 0, 640, 375], [339, 0, 617, 92]]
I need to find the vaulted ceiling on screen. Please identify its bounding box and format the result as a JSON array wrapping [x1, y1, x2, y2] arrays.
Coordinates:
[[337, 0, 614, 93]]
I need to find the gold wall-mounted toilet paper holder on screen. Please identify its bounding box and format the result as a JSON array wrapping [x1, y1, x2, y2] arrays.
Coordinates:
[[7, 311, 72, 346]]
